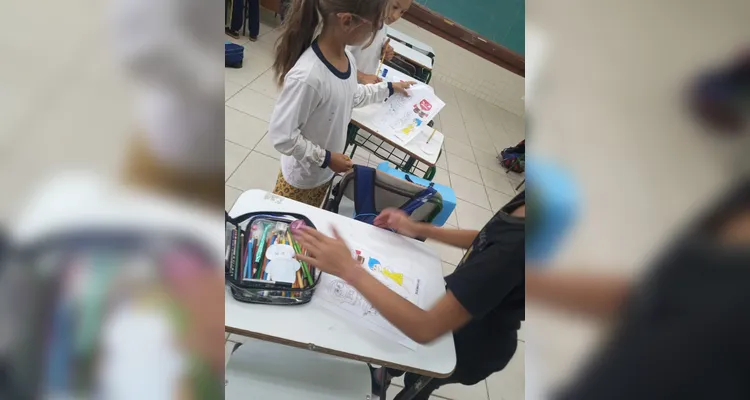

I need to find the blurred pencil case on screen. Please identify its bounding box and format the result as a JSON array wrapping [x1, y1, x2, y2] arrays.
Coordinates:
[[225, 211, 322, 305]]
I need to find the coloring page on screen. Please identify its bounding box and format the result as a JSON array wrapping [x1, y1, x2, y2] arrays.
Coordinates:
[[374, 86, 446, 145], [316, 247, 423, 350]]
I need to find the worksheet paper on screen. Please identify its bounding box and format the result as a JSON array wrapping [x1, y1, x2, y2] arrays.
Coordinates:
[[373, 85, 445, 146], [315, 247, 424, 350]]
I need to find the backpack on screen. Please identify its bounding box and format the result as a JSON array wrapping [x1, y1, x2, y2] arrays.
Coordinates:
[[225, 42, 244, 69], [350, 166, 439, 225]]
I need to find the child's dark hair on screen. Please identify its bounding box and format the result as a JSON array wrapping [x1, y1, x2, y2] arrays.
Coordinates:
[[273, 0, 388, 86]]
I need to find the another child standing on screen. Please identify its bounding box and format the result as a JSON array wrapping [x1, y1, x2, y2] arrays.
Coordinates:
[[347, 0, 413, 84], [268, 0, 415, 207]]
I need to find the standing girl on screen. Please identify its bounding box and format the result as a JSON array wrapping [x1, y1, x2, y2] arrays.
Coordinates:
[[268, 0, 414, 207]]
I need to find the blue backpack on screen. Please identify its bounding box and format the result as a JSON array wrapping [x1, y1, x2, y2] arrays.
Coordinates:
[[350, 165, 439, 225], [225, 42, 244, 69]]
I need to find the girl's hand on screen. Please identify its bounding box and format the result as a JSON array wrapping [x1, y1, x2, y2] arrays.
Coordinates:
[[392, 81, 416, 96], [295, 226, 361, 282], [329, 152, 353, 173], [360, 74, 382, 85], [383, 43, 395, 61], [374, 208, 422, 238]]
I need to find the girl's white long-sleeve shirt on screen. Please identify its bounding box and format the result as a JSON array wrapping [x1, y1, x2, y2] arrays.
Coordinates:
[[269, 41, 393, 189], [347, 26, 389, 75]]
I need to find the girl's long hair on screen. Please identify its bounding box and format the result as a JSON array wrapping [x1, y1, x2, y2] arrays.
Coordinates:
[[273, 0, 388, 86]]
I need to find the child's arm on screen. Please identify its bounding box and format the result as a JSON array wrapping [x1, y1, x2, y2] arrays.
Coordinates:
[[526, 269, 632, 320], [374, 208, 478, 249], [295, 227, 476, 344], [269, 77, 329, 168], [353, 81, 416, 108]]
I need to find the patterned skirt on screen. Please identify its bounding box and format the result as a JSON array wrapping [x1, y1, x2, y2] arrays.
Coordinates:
[[272, 171, 331, 208]]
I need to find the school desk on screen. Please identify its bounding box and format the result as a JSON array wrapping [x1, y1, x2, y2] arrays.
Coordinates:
[[225, 337, 371, 399], [348, 65, 446, 180], [226, 189, 457, 396], [388, 39, 434, 84], [386, 26, 436, 58], [390, 40, 433, 71]]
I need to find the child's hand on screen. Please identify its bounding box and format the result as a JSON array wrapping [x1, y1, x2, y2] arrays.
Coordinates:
[[360, 74, 383, 85], [383, 43, 395, 61], [329, 152, 353, 173], [374, 208, 422, 238], [392, 81, 417, 96], [295, 226, 360, 282]]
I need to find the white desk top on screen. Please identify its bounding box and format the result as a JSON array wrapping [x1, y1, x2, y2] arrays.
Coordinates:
[[390, 39, 434, 70], [352, 64, 445, 166], [386, 26, 435, 56], [351, 103, 444, 166], [226, 190, 456, 378]]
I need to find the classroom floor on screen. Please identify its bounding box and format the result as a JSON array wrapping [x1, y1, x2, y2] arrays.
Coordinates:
[[225, 14, 526, 400]]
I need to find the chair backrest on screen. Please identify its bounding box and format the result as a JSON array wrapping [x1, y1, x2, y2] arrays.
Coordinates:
[[330, 169, 443, 223]]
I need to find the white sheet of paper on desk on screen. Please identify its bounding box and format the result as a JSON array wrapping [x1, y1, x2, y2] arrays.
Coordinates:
[[373, 85, 445, 145], [316, 247, 424, 350]]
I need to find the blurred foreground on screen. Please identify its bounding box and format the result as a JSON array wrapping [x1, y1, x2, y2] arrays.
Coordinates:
[[0, 0, 224, 397], [527, 0, 750, 398]]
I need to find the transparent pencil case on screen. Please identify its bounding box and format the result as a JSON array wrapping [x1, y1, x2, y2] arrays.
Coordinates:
[[225, 211, 322, 305]]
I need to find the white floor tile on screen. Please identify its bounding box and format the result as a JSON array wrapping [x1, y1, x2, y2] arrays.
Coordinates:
[[425, 238, 464, 266], [486, 188, 513, 213], [466, 129, 496, 151], [444, 137, 476, 163], [225, 80, 243, 101], [248, 68, 281, 100], [486, 342, 525, 400], [455, 199, 494, 231], [224, 50, 274, 86], [479, 167, 516, 196], [434, 151, 448, 170], [226, 88, 277, 122], [445, 209, 459, 228], [432, 167, 451, 188], [225, 106, 267, 149], [446, 153, 482, 184], [449, 173, 490, 210], [226, 151, 280, 191], [225, 141, 250, 181], [381, 385, 444, 400], [442, 261, 457, 276], [473, 146, 505, 174], [433, 381, 490, 400], [225, 185, 243, 211], [253, 132, 281, 159]]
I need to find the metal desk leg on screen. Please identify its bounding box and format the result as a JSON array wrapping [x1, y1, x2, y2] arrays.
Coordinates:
[[401, 157, 417, 174], [392, 376, 433, 400]]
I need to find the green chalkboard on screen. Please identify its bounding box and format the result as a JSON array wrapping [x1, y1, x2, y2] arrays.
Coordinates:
[[417, 0, 524, 55]]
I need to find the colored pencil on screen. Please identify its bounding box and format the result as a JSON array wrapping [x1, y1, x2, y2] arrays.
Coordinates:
[[426, 127, 437, 143], [289, 232, 313, 286], [255, 224, 271, 264]]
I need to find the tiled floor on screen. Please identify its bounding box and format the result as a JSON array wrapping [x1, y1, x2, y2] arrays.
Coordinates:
[[225, 13, 525, 400]]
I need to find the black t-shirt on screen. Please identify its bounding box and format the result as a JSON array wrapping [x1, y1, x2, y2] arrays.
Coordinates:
[[557, 183, 750, 399], [443, 192, 525, 383]]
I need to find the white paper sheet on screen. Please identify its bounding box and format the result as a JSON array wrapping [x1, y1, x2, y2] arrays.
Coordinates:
[[373, 85, 446, 146], [315, 247, 424, 350]]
